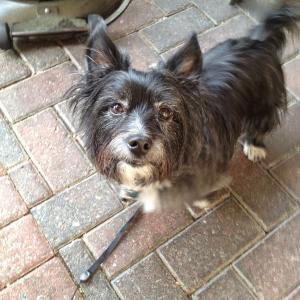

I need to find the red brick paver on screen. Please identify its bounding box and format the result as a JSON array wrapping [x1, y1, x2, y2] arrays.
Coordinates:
[[112, 253, 188, 300], [0, 50, 31, 89], [84, 202, 192, 278], [15, 40, 68, 73], [229, 150, 298, 231], [0, 215, 53, 289], [0, 258, 81, 299], [192, 269, 255, 300], [235, 212, 300, 300], [272, 153, 300, 203], [115, 33, 159, 71], [158, 199, 264, 293], [108, 0, 164, 40], [8, 161, 51, 207], [0, 1, 299, 298], [14, 109, 92, 192], [0, 63, 75, 123], [0, 176, 28, 228], [192, 0, 240, 24]]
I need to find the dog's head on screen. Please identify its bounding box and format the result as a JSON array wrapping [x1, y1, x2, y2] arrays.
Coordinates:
[[69, 15, 203, 187]]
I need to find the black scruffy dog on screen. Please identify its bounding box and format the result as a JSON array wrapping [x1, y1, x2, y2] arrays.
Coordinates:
[[68, 1, 299, 212]]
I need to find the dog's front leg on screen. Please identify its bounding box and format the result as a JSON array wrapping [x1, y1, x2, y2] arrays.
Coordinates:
[[138, 180, 172, 213]]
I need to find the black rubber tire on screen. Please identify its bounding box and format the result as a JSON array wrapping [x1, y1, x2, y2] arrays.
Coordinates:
[[0, 23, 13, 50]]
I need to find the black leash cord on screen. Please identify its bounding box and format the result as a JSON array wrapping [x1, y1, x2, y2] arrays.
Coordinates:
[[79, 204, 142, 283]]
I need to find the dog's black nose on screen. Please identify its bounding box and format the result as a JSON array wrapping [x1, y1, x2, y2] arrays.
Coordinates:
[[127, 136, 152, 157]]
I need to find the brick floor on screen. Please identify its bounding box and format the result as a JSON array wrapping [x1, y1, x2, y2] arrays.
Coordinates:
[[112, 253, 188, 300], [59, 239, 118, 299], [8, 161, 51, 207], [192, 268, 255, 300], [286, 286, 300, 300], [158, 199, 264, 293], [108, 0, 164, 40], [31, 174, 122, 249], [272, 153, 300, 203], [263, 103, 300, 167], [142, 7, 213, 53], [235, 212, 300, 300], [0, 1, 299, 298], [0, 63, 75, 123], [0, 176, 28, 228], [15, 40, 69, 73], [115, 33, 160, 71], [229, 150, 298, 231], [0, 258, 80, 299], [0, 117, 26, 169], [153, 0, 190, 15], [84, 202, 192, 278], [14, 109, 92, 193], [192, 0, 240, 24], [0, 50, 31, 89], [0, 215, 53, 289]]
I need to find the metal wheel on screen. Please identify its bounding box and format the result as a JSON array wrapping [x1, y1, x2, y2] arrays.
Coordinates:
[[0, 22, 12, 49]]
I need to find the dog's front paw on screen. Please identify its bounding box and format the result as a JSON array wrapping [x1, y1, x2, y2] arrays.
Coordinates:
[[243, 143, 267, 162], [119, 187, 139, 203]]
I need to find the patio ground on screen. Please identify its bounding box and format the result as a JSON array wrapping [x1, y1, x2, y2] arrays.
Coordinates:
[[0, 0, 300, 299]]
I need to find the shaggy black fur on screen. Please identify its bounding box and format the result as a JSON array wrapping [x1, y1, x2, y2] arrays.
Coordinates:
[[67, 1, 299, 207]]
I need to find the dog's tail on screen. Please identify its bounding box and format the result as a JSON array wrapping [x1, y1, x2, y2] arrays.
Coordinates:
[[251, 0, 300, 51]]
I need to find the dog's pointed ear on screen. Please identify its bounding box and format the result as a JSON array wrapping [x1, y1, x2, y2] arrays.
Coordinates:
[[164, 33, 202, 77], [86, 15, 129, 73]]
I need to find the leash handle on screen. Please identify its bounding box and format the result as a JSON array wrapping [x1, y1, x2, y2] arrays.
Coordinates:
[[79, 204, 142, 283]]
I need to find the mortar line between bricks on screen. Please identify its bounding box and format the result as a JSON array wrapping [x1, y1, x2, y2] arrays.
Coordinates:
[[56, 253, 101, 300], [192, 264, 258, 299], [229, 161, 300, 233], [286, 86, 300, 103], [189, 1, 218, 25], [11, 108, 94, 196], [150, 0, 193, 18], [51, 108, 95, 170], [6, 159, 54, 207], [283, 283, 300, 300], [228, 186, 269, 232], [72, 238, 124, 299], [158, 13, 247, 58], [109, 250, 191, 300], [1, 73, 80, 125], [112, 2, 201, 42], [141, 5, 217, 54], [0, 112, 29, 171], [232, 265, 260, 299], [232, 209, 300, 267], [236, 4, 259, 24], [156, 226, 264, 295], [284, 284, 300, 299], [155, 198, 265, 294], [257, 161, 300, 206], [268, 149, 299, 171], [0, 245, 55, 292], [153, 251, 191, 298], [0, 60, 72, 94], [110, 13, 166, 42], [14, 44, 36, 75], [267, 163, 300, 205], [82, 206, 193, 281]]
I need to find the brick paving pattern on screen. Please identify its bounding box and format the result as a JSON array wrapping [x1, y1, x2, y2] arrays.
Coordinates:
[[0, 0, 299, 299]]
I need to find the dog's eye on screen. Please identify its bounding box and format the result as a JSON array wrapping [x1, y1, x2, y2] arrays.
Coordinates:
[[111, 103, 125, 114], [159, 107, 173, 120]]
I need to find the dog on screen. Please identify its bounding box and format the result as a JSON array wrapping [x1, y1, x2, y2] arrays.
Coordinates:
[[67, 1, 299, 212]]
